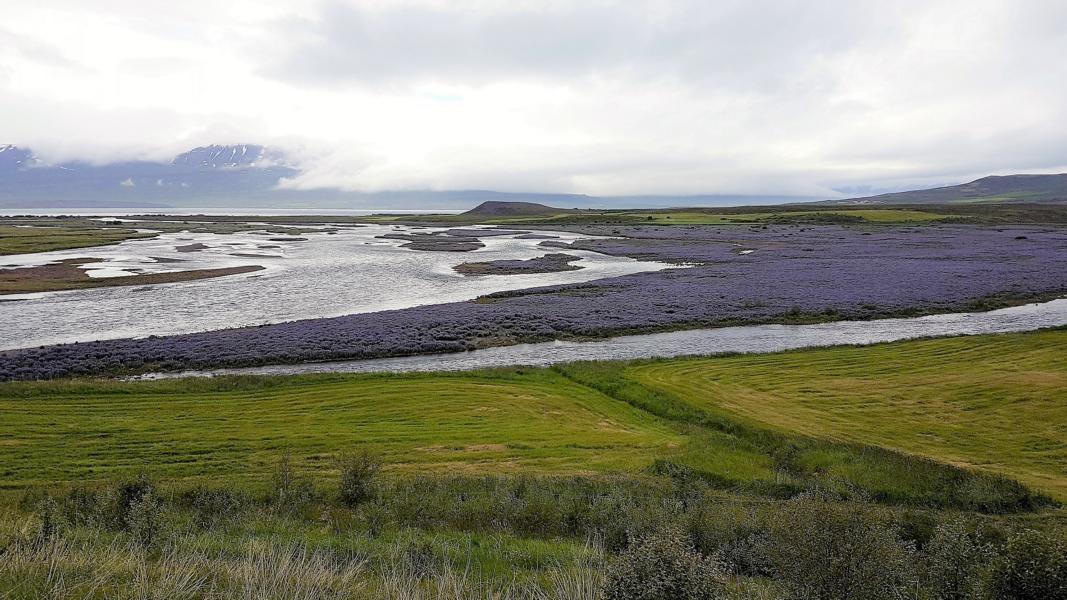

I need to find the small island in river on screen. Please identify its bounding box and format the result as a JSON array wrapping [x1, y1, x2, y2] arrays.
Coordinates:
[[454, 253, 584, 275], [377, 232, 486, 252]]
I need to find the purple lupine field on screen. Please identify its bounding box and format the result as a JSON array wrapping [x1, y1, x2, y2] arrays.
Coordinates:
[[3, 223, 1066, 380]]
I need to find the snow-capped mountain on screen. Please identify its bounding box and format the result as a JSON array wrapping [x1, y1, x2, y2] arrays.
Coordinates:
[[0, 145, 38, 172], [172, 144, 290, 169], [0, 144, 300, 208]]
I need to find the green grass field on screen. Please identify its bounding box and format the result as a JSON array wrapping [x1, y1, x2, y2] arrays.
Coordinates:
[[627, 329, 1067, 498], [0, 370, 682, 489], [4, 331, 1067, 598], [3, 330, 1065, 509]]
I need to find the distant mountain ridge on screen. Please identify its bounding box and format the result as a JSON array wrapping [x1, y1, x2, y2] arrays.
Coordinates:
[[0, 144, 298, 208], [0, 144, 813, 210], [829, 173, 1067, 205]]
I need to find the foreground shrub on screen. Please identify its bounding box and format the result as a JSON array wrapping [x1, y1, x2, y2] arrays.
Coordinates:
[[992, 528, 1067, 600], [920, 518, 996, 600], [688, 503, 772, 577], [126, 489, 163, 547], [761, 493, 915, 600], [179, 486, 248, 530], [34, 496, 61, 541], [338, 451, 381, 507], [272, 452, 315, 509], [603, 528, 726, 600], [110, 472, 164, 546]]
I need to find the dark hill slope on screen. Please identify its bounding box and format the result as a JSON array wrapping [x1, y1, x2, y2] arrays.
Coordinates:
[[831, 174, 1067, 205], [462, 201, 569, 217]]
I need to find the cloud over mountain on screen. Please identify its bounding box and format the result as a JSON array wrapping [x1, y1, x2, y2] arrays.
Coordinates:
[[2, 1, 1066, 197]]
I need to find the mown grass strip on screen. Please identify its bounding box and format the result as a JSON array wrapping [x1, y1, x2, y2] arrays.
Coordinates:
[[0, 369, 683, 488]]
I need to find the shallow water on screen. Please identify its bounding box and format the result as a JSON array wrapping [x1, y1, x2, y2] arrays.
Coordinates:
[[0, 224, 669, 350], [142, 298, 1067, 379]]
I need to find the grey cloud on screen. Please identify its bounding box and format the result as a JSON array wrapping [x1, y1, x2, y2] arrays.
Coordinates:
[[0, 27, 80, 69], [4, 0, 1067, 198], [258, 0, 893, 92]]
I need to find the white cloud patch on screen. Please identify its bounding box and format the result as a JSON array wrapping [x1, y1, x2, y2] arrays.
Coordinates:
[[1, 0, 1066, 197]]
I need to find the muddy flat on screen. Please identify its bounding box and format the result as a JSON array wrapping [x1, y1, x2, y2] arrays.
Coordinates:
[[0, 258, 264, 294]]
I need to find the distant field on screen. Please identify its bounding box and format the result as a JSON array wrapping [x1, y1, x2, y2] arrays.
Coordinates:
[[615, 208, 946, 224], [628, 329, 1067, 498], [358, 206, 955, 226], [0, 223, 154, 255], [0, 370, 682, 488], [448, 207, 947, 225]]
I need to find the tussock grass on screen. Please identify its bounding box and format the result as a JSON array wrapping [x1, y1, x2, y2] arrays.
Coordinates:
[[0, 509, 605, 599]]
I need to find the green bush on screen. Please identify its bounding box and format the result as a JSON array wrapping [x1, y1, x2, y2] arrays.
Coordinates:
[[337, 451, 380, 507], [179, 486, 248, 530], [919, 518, 996, 600], [35, 496, 61, 541], [992, 529, 1067, 600], [604, 528, 727, 600], [761, 493, 916, 600], [687, 504, 772, 577], [125, 489, 162, 547], [272, 452, 315, 509]]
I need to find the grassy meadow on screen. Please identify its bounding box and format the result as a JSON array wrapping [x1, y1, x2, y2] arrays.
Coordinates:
[[2, 329, 1064, 508], [4, 330, 1067, 598], [0, 370, 682, 489], [626, 329, 1067, 499]]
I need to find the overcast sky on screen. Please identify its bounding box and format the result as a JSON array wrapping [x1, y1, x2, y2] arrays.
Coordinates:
[[2, 0, 1065, 197]]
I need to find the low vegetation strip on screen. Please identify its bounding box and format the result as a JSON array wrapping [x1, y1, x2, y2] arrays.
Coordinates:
[[0, 216, 340, 257], [0, 259, 265, 295], [0, 370, 682, 488], [626, 328, 1067, 499], [0, 223, 155, 255]]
